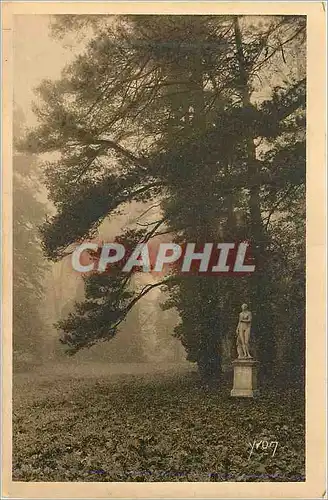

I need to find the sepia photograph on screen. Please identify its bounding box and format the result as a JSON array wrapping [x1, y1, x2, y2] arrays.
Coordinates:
[[1, 2, 326, 498]]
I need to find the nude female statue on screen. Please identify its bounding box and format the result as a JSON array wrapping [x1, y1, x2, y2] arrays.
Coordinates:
[[236, 303, 252, 359]]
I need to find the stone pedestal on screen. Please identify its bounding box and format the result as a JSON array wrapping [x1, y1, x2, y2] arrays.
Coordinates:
[[230, 359, 260, 397]]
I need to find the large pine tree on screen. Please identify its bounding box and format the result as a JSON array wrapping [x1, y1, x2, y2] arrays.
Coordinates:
[[21, 15, 305, 383]]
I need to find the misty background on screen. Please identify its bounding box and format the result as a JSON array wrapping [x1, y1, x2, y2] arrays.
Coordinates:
[[13, 15, 186, 369]]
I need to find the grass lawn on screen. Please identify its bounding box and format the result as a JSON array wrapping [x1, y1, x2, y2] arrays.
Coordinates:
[[12, 364, 305, 482]]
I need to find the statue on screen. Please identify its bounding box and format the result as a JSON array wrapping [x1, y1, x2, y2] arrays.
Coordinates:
[[231, 304, 259, 397], [236, 303, 252, 359]]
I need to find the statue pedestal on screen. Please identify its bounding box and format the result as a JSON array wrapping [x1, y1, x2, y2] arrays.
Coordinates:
[[230, 359, 260, 398]]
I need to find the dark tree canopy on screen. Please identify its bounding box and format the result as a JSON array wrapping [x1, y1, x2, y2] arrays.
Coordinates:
[[21, 15, 306, 383]]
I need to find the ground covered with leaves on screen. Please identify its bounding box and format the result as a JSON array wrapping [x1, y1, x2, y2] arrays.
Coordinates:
[[13, 363, 305, 482]]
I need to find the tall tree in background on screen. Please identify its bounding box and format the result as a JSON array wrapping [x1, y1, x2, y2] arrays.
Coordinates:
[[21, 15, 305, 383], [159, 15, 305, 382], [13, 108, 49, 363]]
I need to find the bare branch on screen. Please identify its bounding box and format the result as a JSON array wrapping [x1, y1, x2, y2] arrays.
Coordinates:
[[112, 276, 176, 331], [85, 137, 149, 168], [135, 202, 162, 222]]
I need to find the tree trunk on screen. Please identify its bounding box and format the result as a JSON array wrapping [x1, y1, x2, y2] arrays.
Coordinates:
[[197, 350, 222, 387], [233, 16, 275, 381]]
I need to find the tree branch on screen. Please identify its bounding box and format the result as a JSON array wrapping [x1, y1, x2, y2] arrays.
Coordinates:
[[112, 276, 176, 331], [85, 137, 149, 168]]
